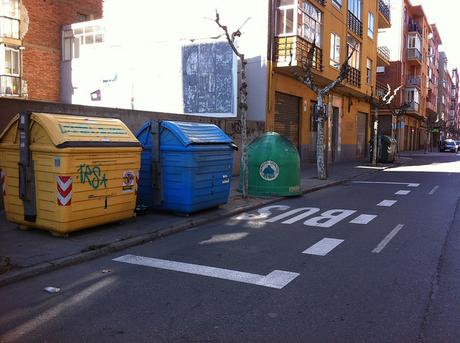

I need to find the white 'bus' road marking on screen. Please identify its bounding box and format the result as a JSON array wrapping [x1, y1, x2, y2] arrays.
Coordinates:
[[302, 238, 344, 256], [372, 224, 405, 253], [429, 186, 439, 195], [113, 255, 299, 289], [395, 190, 411, 195], [377, 200, 397, 207], [352, 181, 420, 187], [349, 214, 377, 224]]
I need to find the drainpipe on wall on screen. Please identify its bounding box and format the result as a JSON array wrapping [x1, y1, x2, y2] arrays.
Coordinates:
[[265, 0, 275, 131]]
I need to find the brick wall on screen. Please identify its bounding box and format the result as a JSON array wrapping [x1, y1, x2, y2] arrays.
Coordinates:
[[378, 62, 403, 106], [21, 0, 103, 102]]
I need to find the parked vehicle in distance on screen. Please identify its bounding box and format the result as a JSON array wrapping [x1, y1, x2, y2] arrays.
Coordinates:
[[440, 139, 458, 153]]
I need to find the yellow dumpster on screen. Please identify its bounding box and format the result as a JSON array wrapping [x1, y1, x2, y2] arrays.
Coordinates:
[[0, 112, 141, 236]]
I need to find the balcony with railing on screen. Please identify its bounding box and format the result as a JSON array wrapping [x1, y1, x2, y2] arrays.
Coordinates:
[[378, 0, 391, 28], [274, 35, 323, 71], [407, 76, 421, 88], [0, 75, 25, 97], [0, 16, 20, 40], [406, 101, 420, 113], [377, 46, 390, 66], [346, 67, 361, 88], [347, 11, 363, 37], [376, 81, 388, 98], [407, 48, 422, 65], [408, 22, 423, 35]]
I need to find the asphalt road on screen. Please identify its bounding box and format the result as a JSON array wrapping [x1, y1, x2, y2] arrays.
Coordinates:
[[1, 153, 460, 342]]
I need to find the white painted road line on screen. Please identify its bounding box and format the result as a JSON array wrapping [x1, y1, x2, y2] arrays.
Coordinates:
[[349, 214, 377, 224], [302, 238, 344, 256], [113, 255, 299, 289], [395, 190, 411, 195], [377, 200, 397, 207], [429, 185, 439, 195], [372, 224, 405, 253], [352, 181, 420, 187]]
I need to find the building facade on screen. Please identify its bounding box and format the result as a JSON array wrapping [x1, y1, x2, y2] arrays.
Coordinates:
[[377, 0, 431, 151], [267, 0, 390, 164], [0, 0, 102, 101]]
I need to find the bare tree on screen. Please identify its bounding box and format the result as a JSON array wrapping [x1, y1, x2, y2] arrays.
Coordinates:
[[214, 11, 250, 198], [289, 42, 352, 180], [365, 84, 401, 165]]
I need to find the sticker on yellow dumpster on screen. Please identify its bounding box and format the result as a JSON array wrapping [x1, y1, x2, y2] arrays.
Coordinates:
[[57, 176, 72, 206], [122, 171, 135, 192], [77, 163, 108, 190]]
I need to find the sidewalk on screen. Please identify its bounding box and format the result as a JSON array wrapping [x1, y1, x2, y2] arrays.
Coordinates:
[[0, 159, 399, 286]]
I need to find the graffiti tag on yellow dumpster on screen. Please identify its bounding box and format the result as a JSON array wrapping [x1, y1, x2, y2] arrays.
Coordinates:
[[77, 164, 108, 190]]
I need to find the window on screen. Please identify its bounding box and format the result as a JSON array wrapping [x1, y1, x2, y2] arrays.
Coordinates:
[[275, 0, 295, 36], [366, 58, 372, 84], [0, 15, 19, 39], [0, 0, 20, 18], [406, 88, 419, 104], [332, 0, 342, 8], [299, 1, 322, 47], [4, 46, 19, 76], [367, 12, 374, 39], [330, 33, 340, 67], [348, 0, 361, 19], [408, 34, 421, 51], [62, 24, 104, 61], [347, 34, 360, 70]]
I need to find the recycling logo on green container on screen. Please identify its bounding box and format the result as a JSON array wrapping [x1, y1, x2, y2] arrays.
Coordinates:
[[259, 161, 280, 181]]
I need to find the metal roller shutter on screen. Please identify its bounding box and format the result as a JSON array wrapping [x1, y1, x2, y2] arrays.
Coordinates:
[[274, 92, 300, 148]]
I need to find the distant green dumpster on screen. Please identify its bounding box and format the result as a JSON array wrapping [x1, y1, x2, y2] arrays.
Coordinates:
[[240, 132, 301, 197], [379, 135, 397, 163]]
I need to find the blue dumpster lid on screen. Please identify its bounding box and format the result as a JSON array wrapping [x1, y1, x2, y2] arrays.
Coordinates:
[[161, 121, 233, 146]]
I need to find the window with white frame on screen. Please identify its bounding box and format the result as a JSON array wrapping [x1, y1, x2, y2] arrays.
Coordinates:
[[299, 1, 322, 47], [4, 45, 19, 75], [406, 88, 419, 104], [62, 24, 104, 61], [347, 34, 360, 70], [366, 58, 372, 84], [348, 0, 361, 20], [408, 34, 421, 51], [275, 0, 296, 36], [367, 12, 374, 39], [332, 0, 342, 8], [0, 0, 20, 18], [330, 33, 340, 67]]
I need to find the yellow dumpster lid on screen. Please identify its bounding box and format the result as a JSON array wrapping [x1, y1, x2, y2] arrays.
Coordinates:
[[1, 113, 141, 148]]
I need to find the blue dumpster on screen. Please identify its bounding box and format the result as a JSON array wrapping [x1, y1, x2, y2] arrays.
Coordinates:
[[136, 121, 235, 213]]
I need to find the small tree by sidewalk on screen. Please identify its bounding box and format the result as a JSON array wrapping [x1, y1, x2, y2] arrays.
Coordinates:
[[421, 112, 441, 153], [364, 84, 401, 165], [213, 11, 250, 199], [289, 41, 353, 180]]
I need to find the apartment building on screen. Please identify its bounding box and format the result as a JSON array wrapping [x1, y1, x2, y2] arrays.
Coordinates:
[[377, 0, 431, 151], [0, 0, 102, 101], [268, 0, 390, 163], [449, 68, 459, 135], [437, 51, 452, 140], [61, 0, 389, 166]]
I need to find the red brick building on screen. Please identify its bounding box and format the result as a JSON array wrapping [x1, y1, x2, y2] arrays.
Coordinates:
[[0, 0, 102, 101]]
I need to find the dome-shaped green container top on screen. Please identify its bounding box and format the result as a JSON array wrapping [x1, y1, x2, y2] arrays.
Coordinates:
[[241, 132, 301, 197]]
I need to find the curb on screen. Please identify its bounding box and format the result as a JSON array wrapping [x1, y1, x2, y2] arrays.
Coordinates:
[[0, 165, 391, 287]]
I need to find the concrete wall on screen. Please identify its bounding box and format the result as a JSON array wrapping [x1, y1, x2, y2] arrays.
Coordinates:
[[0, 98, 265, 175]]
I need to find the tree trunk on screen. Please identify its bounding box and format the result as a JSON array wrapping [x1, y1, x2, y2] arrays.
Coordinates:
[[372, 107, 378, 165], [316, 95, 327, 180], [240, 57, 248, 199]]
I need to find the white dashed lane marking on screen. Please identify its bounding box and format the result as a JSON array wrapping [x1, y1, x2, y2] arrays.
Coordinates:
[[349, 214, 378, 224], [377, 200, 397, 207], [352, 181, 420, 187], [113, 254, 299, 289], [372, 224, 405, 253], [395, 190, 411, 195], [302, 238, 344, 256], [429, 186, 439, 195]]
